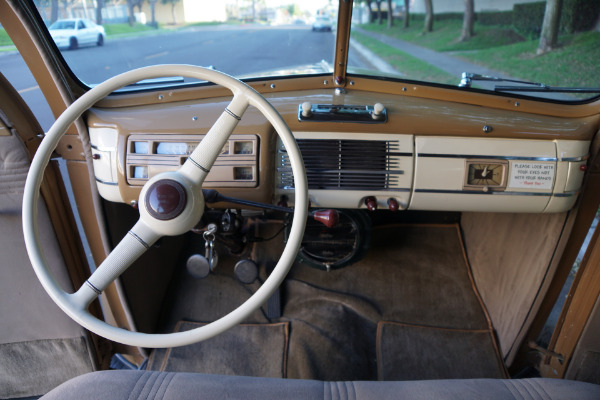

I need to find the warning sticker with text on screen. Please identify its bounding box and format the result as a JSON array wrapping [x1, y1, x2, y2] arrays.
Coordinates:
[[508, 161, 555, 190]]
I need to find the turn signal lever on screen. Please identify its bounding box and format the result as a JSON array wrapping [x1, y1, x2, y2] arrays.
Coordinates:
[[202, 189, 339, 228]]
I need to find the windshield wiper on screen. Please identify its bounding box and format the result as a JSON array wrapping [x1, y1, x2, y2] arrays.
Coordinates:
[[459, 72, 540, 88], [459, 72, 600, 94]]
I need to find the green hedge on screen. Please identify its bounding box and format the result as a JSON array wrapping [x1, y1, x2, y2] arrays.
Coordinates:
[[478, 10, 513, 26], [434, 12, 464, 21], [513, 1, 546, 38], [408, 12, 463, 23], [513, 0, 600, 38], [410, 2, 600, 37], [561, 0, 600, 33]]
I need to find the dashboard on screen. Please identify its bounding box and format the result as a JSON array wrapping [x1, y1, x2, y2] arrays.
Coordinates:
[[87, 88, 593, 214]]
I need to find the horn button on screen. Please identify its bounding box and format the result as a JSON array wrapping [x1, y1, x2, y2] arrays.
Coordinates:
[[145, 179, 187, 221]]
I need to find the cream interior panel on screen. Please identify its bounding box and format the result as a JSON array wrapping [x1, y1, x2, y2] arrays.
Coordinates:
[[96, 182, 122, 203], [89, 127, 122, 202], [565, 161, 587, 192], [413, 157, 464, 190], [90, 148, 113, 183], [415, 136, 557, 158], [552, 161, 570, 196], [410, 193, 551, 213], [410, 136, 587, 213], [556, 140, 591, 159], [544, 195, 579, 213], [279, 189, 411, 210]]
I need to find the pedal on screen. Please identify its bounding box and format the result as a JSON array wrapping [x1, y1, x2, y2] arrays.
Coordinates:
[[234, 259, 258, 284]]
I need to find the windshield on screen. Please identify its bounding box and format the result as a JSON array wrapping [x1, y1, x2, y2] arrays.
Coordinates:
[[347, 1, 600, 101], [33, 0, 600, 101], [39, 0, 337, 87]]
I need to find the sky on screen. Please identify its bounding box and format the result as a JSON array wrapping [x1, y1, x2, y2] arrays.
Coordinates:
[[226, 0, 332, 11]]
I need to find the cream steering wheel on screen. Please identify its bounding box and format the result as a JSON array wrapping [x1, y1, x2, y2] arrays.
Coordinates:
[[22, 65, 308, 348]]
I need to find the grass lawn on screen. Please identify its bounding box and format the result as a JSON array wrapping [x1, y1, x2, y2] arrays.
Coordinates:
[[0, 28, 14, 46], [361, 19, 525, 52], [457, 31, 600, 89], [353, 31, 456, 85], [360, 19, 600, 91], [103, 23, 161, 37], [104, 21, 225, 37]]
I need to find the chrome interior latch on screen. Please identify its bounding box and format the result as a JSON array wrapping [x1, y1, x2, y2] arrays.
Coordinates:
[[186, 223, 219, 279]]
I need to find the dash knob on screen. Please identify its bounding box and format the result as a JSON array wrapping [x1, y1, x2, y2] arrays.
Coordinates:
[[365, 196, 377, 212], [372, 103, 385, 120], [301, 102, 313, 118]]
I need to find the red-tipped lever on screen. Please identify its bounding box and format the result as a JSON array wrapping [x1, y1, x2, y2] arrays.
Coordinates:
[[312, 209, 339, 228]]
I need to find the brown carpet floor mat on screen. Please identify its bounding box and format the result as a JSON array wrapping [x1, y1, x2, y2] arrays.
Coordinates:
[[157, 321, 289, 378], [149, 223, 505, 381], [377, 322, 506, 380]]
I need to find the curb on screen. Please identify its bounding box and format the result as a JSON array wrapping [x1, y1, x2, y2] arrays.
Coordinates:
[[349, 37, 399, 76]]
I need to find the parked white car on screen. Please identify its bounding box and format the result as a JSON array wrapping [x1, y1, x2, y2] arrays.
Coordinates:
[[312, 15, 332, 31], [48, 18, 105, 50]]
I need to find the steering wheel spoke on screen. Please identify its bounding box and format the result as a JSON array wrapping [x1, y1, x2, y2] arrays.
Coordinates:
[[72, 220, 160, 308], [180, 94, 249, 185]]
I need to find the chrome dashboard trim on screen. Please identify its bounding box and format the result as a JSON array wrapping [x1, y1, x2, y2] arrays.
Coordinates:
[[414, 189, 578, 197], [280, 186, 412, 192], [417, 154, 558, 162]]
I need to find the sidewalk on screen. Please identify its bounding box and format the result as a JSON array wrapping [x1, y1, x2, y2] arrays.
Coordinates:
[[353, 27, 509, 81]]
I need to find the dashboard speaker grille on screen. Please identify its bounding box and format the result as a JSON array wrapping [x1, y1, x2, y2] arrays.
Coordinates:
[[278, 139, 403, 190]]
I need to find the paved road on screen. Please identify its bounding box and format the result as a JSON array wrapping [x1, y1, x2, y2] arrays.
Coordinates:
[[1, 25, 350, 131], [63, 25, 341, 83]]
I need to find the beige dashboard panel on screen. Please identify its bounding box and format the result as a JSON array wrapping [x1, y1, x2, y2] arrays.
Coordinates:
[[410, 137, 589, 213], [85, 87, 595, 213]]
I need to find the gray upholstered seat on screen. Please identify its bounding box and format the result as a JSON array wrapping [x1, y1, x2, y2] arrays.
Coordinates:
[[41, 370, 600, 400]]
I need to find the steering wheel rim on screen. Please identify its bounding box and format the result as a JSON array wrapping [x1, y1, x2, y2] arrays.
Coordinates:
[[22, 64, 308, 348]]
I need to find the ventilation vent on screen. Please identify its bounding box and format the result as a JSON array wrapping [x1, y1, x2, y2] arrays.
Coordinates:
[[278, 139, 403, 190]]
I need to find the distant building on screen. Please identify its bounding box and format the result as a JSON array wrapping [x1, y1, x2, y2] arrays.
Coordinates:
[[141, 0, 228, 25], [410, 0, 543, 14]]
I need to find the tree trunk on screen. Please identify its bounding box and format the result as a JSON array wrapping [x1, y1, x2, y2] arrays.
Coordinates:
[[537, 0, 563, 55], [403, 0, 410, 28], [150, 0, 157, 27], [51, 0, 59, 23], [95, 0, 104, 25], [171, 3, 176, 24], [376, 1, 382, 25], [366, 1, 373, 23], [128, 3, 135, 26], [459, 0, 474, 41], [386, 0, 393, 28], [423, 0, 433, 33]]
